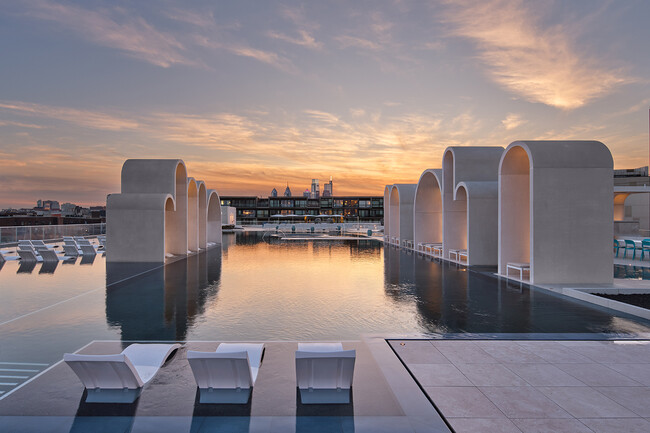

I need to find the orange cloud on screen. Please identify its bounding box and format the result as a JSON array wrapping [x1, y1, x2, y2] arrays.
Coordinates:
[[442, 0, 629, 109]]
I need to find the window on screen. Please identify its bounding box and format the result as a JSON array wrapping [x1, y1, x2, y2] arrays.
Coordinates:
[[294, 200, 307, 208], [241, 209, 255, 216], [359, 200, 371, 208], [257, 210, 269, 217], [270, 199, 280, 208], [333, 199, 344, 208], [220, 200, 231, 206], [281, 200, 293, 208]]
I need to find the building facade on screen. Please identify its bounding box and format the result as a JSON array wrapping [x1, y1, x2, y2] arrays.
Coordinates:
[[220, 195, 384, 224]]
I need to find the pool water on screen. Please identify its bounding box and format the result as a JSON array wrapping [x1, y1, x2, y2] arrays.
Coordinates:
[[1, 232, 649, 369]]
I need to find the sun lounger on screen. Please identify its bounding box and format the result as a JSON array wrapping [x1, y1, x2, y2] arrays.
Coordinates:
[[295, 342, 356, 404], [64, 343, 180, 403], [31, 240, 46, 247], [38, 249, 60, 263], [187, 343, 265, 404], [63, 244, 80, 256], [18, 249, 40, 262], [79, 244, 97, 256]]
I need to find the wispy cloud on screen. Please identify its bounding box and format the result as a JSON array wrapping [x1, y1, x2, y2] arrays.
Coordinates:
[[441, 0, 629, 109], [501, 113, 526, 130], [20, 0, 192, 68], [0, 101, 139, 130], [268, 29, 322, 49]]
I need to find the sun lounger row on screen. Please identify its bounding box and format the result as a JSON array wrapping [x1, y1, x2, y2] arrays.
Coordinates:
[[64, 342, 355, 405]]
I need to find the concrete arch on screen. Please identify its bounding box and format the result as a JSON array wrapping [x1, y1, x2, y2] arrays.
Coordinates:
[[442, 147, 503, 259], [389, 184, 417, 246], [106, 193, 174, 263], [499, 140, 613, 284], [118, 159, 188, 256], [413, 169, 443, 248], [187, 178, 199, 252], [455, 181, 498, 265], [207, 189, 222, 245], [197, 181, 208, 249], [384, 185, 392, 241]]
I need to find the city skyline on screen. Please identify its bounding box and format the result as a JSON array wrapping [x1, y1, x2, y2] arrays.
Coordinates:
[[1, 0, 650, 208]]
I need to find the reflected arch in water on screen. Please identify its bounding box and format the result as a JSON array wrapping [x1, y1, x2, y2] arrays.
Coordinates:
[[105, 248, 222, 342]]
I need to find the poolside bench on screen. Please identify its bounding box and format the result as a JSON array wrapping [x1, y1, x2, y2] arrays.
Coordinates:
[[506, 262, 530, 280], [449, 249, 467, 262], [432, 245, 443, 257]]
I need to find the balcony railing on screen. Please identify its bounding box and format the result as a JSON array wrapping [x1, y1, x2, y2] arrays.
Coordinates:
[[0, 223, 106, 246]]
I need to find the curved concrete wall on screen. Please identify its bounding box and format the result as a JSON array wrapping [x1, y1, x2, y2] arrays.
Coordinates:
[[207, 190, 222, 245], [197, 181, 208, 249], [390, 184, 417, 244], [187, 178, 199, 252], [456, 181, 498, 265], [106, 193, 173, 263], [384, 185, 392, 240], [108, 159, 221, 263], [442, 147, 503, 261], [499, 141, 613, 284], [413, 169, 443, 247]]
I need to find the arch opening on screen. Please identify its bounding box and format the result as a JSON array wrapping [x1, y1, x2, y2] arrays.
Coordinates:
[[389, 186, 400, 245], [198, 182, 207, 249], [414, 171, 442, 247], [187, 179, 199, 252], [499, 146, 531, 273], [383, 186, 392, 240], [166, 163, 188, 255], [442, 151, 464, 257], [453, 185, 468, 254], [207, 191, 222, 245], [164, 196, 175, 258]]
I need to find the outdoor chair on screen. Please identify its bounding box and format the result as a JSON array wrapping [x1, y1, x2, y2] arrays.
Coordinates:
[[18, 249, 40, 262], [641, 239, 650, 260], [613, 239, 621, 257], [38, 249, 60, 263], [295, 343, 355, 404], [64, 343, 180, 403], [623, 239, 639, 259], [187, 343, 265, 404], [63, 244, 80, 256], [79, 244, 97, 256]]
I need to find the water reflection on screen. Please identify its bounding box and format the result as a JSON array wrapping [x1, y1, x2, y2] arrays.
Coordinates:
[[105, 248, 222, 342], [383, 247, 648, 334]]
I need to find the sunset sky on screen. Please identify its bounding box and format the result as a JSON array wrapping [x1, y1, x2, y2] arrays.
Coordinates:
[[1, 0, 649, 208]]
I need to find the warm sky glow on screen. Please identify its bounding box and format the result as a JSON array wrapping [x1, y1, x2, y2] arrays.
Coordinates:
[[1, 0, 649, 208]]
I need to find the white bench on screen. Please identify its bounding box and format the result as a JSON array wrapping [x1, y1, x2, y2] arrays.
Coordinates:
[[506, 262, 530, 280], [449, 249, 467, 261], [432, 245, 443, 257]]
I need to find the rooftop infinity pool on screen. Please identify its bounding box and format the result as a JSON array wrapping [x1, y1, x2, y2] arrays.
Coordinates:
[[1, 231, 649, 375]]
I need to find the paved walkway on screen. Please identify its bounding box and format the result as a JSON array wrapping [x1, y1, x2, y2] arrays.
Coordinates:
[[391, 339, 650, 433]]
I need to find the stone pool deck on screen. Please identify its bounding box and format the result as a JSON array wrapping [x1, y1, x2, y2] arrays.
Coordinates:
[[2, 338, 649, 432], [391, 339, 650, 433], [0, 339, 449, 433]]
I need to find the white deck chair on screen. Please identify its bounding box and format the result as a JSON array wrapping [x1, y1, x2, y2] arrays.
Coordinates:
[[79, 244, 97, 256], [38, 249, 60, 263], [187, 343, 265, 404], [295, 343, 356, 404], [63, 244, 80, 256], [32, 240, 46, 247], [18, 249, 41, 262], [64, 343, 180, 403]]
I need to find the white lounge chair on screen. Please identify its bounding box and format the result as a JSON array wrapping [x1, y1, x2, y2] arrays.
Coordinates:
[[38, 249, 60, 263], [63, 244, 80, 256], [295, 343, 355, 404], [79, 244, 97, 256], [18, 249, 40, 262], [64, 343, 180, 403], [187, 343, 265, 404], [31, 240, 47, 247]]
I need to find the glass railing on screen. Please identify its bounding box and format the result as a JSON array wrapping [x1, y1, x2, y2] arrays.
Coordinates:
[[0, 223, 106, 246]]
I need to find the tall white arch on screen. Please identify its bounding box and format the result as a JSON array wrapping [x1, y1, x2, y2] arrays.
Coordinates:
[[207, 189, 222, 245], [413, 169, 443, 248]]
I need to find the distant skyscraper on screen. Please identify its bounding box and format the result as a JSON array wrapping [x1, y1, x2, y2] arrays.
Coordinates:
[[284, 184, 292, 197], [323, 176, 333, 197], [310, 179, 320, 199], [303, 189, 310, 197], [37, 199, 42, 208], [271, 188, 278, 197]]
